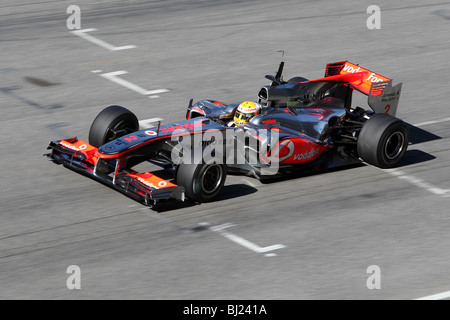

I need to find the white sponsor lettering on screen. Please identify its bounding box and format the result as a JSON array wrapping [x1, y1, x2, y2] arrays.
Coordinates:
[[60, 141, 86, 152], [294, 148, 320, 161], [137, 177, 158, 189], [343, 65, 361, 73], [366, 72, 384, 83], [343, 64, 385, 83]]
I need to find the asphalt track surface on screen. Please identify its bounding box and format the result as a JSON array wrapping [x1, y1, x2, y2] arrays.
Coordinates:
[[1, 0, 450, 300]]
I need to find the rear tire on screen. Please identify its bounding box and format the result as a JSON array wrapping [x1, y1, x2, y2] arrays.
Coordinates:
[[176, 162, 227, 203], [357, 113, 409, 168], [89, 105, 139, 147]]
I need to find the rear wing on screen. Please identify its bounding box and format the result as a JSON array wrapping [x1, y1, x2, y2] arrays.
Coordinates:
[[324, 61, 403, 116]]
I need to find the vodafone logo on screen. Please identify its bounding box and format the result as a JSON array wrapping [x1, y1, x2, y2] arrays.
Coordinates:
[[343, 64, 361, 74], [294, 148, 320, 161], [365, 72, 384, 83], [272, 140, 295, 162], [158, 181, 167, 188], [136, 177, 168, 189], [137, 177, 158, 189], [145, 130, 157, 136], [343, 63, 385, 83], [60, 141, 87, 152]]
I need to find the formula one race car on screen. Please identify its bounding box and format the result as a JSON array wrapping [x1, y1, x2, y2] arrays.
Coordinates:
[[46, 60, 408, 207]]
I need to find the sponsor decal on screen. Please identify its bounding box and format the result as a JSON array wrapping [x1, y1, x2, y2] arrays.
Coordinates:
[[60, 141, 87, 152], [293, 148, 320, 161], [158, 181, 167, 188], [239, 107, 258, 113], [135, 176, 171, 190], [145, 130, 157, 136], [272, 140, 295, 162], [104, 145, 116, 151], [137, 177, 159, 189], [342, 63, 387, 83], [124, 135, 138, 142], [262, 119, 276, 124], [159, 121, 204, 134], [343, 64, 362, 74], [365, 72, 384, 83]]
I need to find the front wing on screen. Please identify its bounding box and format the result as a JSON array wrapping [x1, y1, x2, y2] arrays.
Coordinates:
[[45, 138, 185, 206]]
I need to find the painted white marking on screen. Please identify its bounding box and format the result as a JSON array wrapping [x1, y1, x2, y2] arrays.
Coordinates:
[[382, 168, 450, 197], [415, 290, 450, 300], [100, 71, 169, 96], [413, 117, 450, 127], [264, 253, 277, 257], [210, 223, 285, 255], [71, 28, 136, 51], [91, 70, 102, 73]]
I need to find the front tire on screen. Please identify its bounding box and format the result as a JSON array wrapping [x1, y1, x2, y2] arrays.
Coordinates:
[[357, 113, 409, 168], [89, 105, 139, 147], [176, 162, 227, 203]]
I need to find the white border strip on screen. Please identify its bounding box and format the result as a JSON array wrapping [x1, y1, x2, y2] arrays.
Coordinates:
[[415, 290, 450, 300], [383, 169, 450, 197], [100, 71, 169, 96], [71, 28, 137, 51], [413, 117, 450, 127], [210, 223, 285, 256]]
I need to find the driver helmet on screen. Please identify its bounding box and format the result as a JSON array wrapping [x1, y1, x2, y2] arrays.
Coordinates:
[[234, 101, 261, 126]]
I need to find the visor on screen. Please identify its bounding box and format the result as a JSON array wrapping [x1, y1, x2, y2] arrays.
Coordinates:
[[234, 110, 254, 122]]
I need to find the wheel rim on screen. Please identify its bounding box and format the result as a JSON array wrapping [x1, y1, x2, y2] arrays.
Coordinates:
[[201, 165, 223, 194], [385, 131, 405, 160], [104, 119, 131, 143]]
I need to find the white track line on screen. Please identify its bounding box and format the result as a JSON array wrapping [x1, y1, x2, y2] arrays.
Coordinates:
[[415, 290, 450, 300], [100, 71, 169, 97], [383, 169, 450, 197], [210, 223, 286, 256], [413, 117, 450, 127], [71, 28, 137, 51]]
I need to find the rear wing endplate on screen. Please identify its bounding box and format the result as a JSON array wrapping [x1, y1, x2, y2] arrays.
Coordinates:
[[324, 61, 402, 116], [368, 80, 402, 117]]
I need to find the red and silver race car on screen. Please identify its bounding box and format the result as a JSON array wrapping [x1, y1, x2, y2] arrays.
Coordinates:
[[46, 60, 408, 207]]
